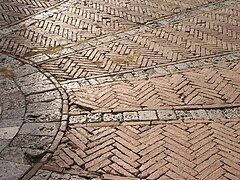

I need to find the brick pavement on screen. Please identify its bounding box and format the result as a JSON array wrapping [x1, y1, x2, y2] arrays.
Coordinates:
[[44, 119, 240, 180], [0, 0, 234, 57], [0, 0, 63, 28], [67, 59, 240, 112], [0, 0, 240, 179]]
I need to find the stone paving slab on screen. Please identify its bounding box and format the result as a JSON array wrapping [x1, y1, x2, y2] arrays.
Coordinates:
[[0, 55, 63, 178], [0, 60, 26, 159], [0, 159, 30, 180]]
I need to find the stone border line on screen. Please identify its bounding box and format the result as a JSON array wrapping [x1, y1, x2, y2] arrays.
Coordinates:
[[59, 52, 239, 87], [59, 52, 240, 115], [68, 106, 240, 124]]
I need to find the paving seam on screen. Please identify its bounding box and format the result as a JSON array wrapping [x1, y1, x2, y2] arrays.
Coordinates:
[[21, 0, 239, 63], [58, 51, 239, 85], [69, 118, 240, 127]]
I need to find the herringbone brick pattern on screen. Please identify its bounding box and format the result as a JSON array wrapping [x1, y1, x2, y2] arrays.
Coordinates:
[[0, 0, 224, 57], [75, 0, 219, 24], [68, 60, 240, 111], [45, 120, 240, 179], [38, 2, 240, 80], [40, 41, 156, 80], [0, 0, 61, 28], [168, 6, 240, 53], [2, 0, 240, 179]]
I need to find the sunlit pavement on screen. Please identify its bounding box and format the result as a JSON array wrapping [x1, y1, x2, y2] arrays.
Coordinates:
[[0, 0, 240, 179]]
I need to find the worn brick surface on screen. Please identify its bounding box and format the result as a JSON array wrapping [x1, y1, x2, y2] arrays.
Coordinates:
[[1, 0, 240, 179], [44, 120, 240, 179], [35, 1, 240, 80], [0, 0, 62, 28], [0, 0, 229, 57], [68, 60, 240, 112]]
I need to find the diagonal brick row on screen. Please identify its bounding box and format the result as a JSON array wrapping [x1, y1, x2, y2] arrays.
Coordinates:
[[0, 0, 224, 57], [0, 0, 61, 28], [45, 120, 240, 179], [1, 0, 240, 179], [37, 2, 240, 80], [168, 7, 240, 52], [79, 0, 219, 24], [129, 5, 240, 62], [39, 40, 162, 80], [67, 60, 240, 111]]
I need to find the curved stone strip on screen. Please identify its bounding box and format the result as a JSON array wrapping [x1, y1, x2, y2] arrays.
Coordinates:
[[0, 54, 63, 179], [0, 57, 29, 180], [0, 66, 25, 153], [18, 63, 69, 179]]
